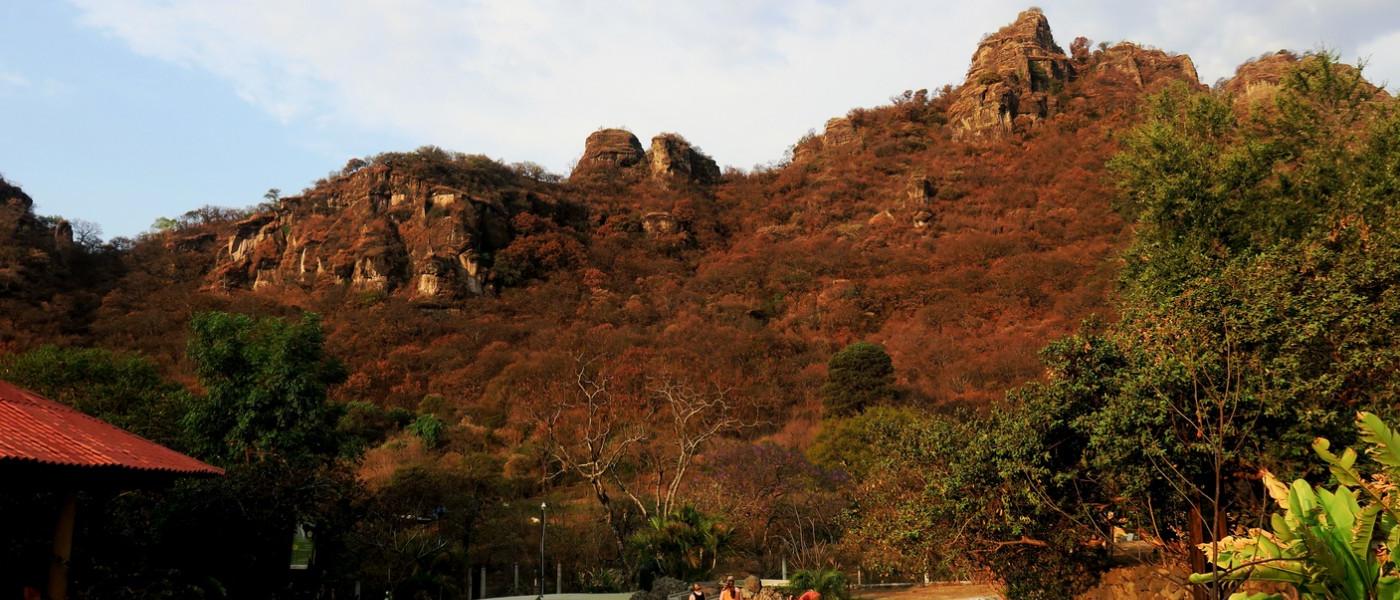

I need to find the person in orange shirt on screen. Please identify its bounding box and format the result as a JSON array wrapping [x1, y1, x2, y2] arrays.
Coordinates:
[[796, 590, 822, 600], [719, 577, 741, 600]]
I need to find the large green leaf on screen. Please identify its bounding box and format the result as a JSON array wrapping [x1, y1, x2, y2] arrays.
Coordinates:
[[1358, 412, 1400, 469], [1314, 437, 1364, 487]]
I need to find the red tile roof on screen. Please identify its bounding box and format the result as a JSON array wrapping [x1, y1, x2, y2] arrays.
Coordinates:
[[0, 379, 223, 476]]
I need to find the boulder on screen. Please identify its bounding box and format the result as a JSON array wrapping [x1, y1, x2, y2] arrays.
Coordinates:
[[641, 211, 682, 237], [907, 174, 936, 205], [947, 8, 1073, 137], [648, 133, 721, 184], [572, 128, 646, 180]]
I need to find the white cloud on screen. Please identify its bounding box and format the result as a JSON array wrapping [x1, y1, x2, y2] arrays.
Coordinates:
[[0, 69, 30, 89], [68, 0, 1400, 173]]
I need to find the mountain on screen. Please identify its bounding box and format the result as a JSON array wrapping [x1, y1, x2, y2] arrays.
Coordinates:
[[0, 8, 1354, 439]]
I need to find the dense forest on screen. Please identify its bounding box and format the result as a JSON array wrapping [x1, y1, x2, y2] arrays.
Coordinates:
[[3, 7, 1399, 600]]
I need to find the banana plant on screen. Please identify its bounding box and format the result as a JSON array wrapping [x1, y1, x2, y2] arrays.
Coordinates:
[[1190, 412, 1400, 599]]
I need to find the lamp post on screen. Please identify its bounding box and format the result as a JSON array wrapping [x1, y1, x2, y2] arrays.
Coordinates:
[[538, 502, 547, 600]]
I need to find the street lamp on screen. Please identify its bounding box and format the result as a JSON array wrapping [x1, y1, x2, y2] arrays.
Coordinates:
[[538, 502, 547, 600]]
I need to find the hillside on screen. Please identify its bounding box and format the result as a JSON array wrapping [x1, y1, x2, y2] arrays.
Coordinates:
[[6, 7, 1396, 599], [1, 8, 1273, 431]]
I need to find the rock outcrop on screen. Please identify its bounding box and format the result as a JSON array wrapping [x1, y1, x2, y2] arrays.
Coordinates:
[[1221, 51, 1386, 112], [0, 178, 73, 300], [947, 8, 1074, 137], [1221, 50, 1302, 108], [648, 134, 721, 184], [572, 129, 721, 185], [571, 129, 646, 180], [1091, 43, 1199, 89], [790, 116, 862, 163], [209, 160, 530, 304]]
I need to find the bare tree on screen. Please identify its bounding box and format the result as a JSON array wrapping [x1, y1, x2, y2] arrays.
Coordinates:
[[536, 356, 648, 572], [640, 379, 744, 521], [534, 357, 750, 578]]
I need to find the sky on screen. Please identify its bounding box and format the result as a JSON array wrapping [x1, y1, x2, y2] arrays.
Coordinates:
[[2, 1, 1399, 238]]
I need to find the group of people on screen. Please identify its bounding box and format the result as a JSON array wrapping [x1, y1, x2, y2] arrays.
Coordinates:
[[692, 576, 821, 600]]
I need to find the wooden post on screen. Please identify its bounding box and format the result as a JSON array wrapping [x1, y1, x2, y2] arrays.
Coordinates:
[[555, 562, 561, 594], [48, 492, 77, 600]]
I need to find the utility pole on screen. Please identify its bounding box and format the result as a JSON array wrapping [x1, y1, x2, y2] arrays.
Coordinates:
[[538, 502, 548, 600]]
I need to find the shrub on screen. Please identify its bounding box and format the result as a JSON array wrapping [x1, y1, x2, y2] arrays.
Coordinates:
[[1193, 412, 1400, 599], [819, 342, 895, 417], [408, 413, 446, 448], [786, 569, 849, 600]]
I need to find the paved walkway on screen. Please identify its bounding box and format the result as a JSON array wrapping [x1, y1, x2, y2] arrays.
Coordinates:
[[860, 584, 1001, 600]]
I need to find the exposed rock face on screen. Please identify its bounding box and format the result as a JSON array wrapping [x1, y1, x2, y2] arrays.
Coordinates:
[[1222, 51, 1386, 111], [1091, 43, 1199, 89], [571, 129, 645, 180], [1222, 51, 1300, 105], [790, 117, 861, 163], [912, 209, 935, 229], [648, 134, 721, 184], [947, 8, 1074, 137], [907, 174, 936, 205], [0, 178, 70, 296], [571, 129, 721, 185], [641, 211, 681, 237], [209, 162, 526, 304], [1, 178, 32, 212]]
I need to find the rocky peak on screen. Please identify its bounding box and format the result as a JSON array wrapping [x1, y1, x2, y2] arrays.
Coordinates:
[[1, 177, 32, 213], [208, 154, 531, 303], [647, 133, 721, 185], [1091, 43, 1200, 89], [1222, 51, 1385, 111], [1222, 51, 1300, 105], [572, 128, 646, 180], [947, 7, 1074, 137], [571, 128, 721, 185]]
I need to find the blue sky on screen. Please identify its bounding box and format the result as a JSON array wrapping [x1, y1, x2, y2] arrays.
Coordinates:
[[3, 0, 1399, 239]]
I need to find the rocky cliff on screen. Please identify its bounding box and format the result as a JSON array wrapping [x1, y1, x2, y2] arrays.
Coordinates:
[[947, 8, 1074, 137], [572, 128, 720, 185], [0, 178, 68, 295], [1, 6, 1387, 414], [947, 11, 1202, 138], [206, 154, 558, 305]]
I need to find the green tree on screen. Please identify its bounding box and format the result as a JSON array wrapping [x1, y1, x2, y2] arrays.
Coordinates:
[[788, 569, 850, 600], [627, 506, 732, 581], [819, 342, 895, 417], [185, 311, 348, 464], [0, 345, 191, 446], [350, 459, 505, 598]]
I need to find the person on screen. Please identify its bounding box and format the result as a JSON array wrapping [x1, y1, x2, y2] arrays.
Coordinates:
[[720, 577, 740, 600], [690, 582, 706, 600], [797, 590, 822, 600]]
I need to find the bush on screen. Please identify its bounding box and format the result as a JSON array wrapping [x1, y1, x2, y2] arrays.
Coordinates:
[[819, 342, 894, 417], [407, 413, 446, 448], [786, 569, 849, 600]]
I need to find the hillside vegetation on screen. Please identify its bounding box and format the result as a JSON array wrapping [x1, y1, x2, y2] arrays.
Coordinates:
[[2, 8, 1396, 599]]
